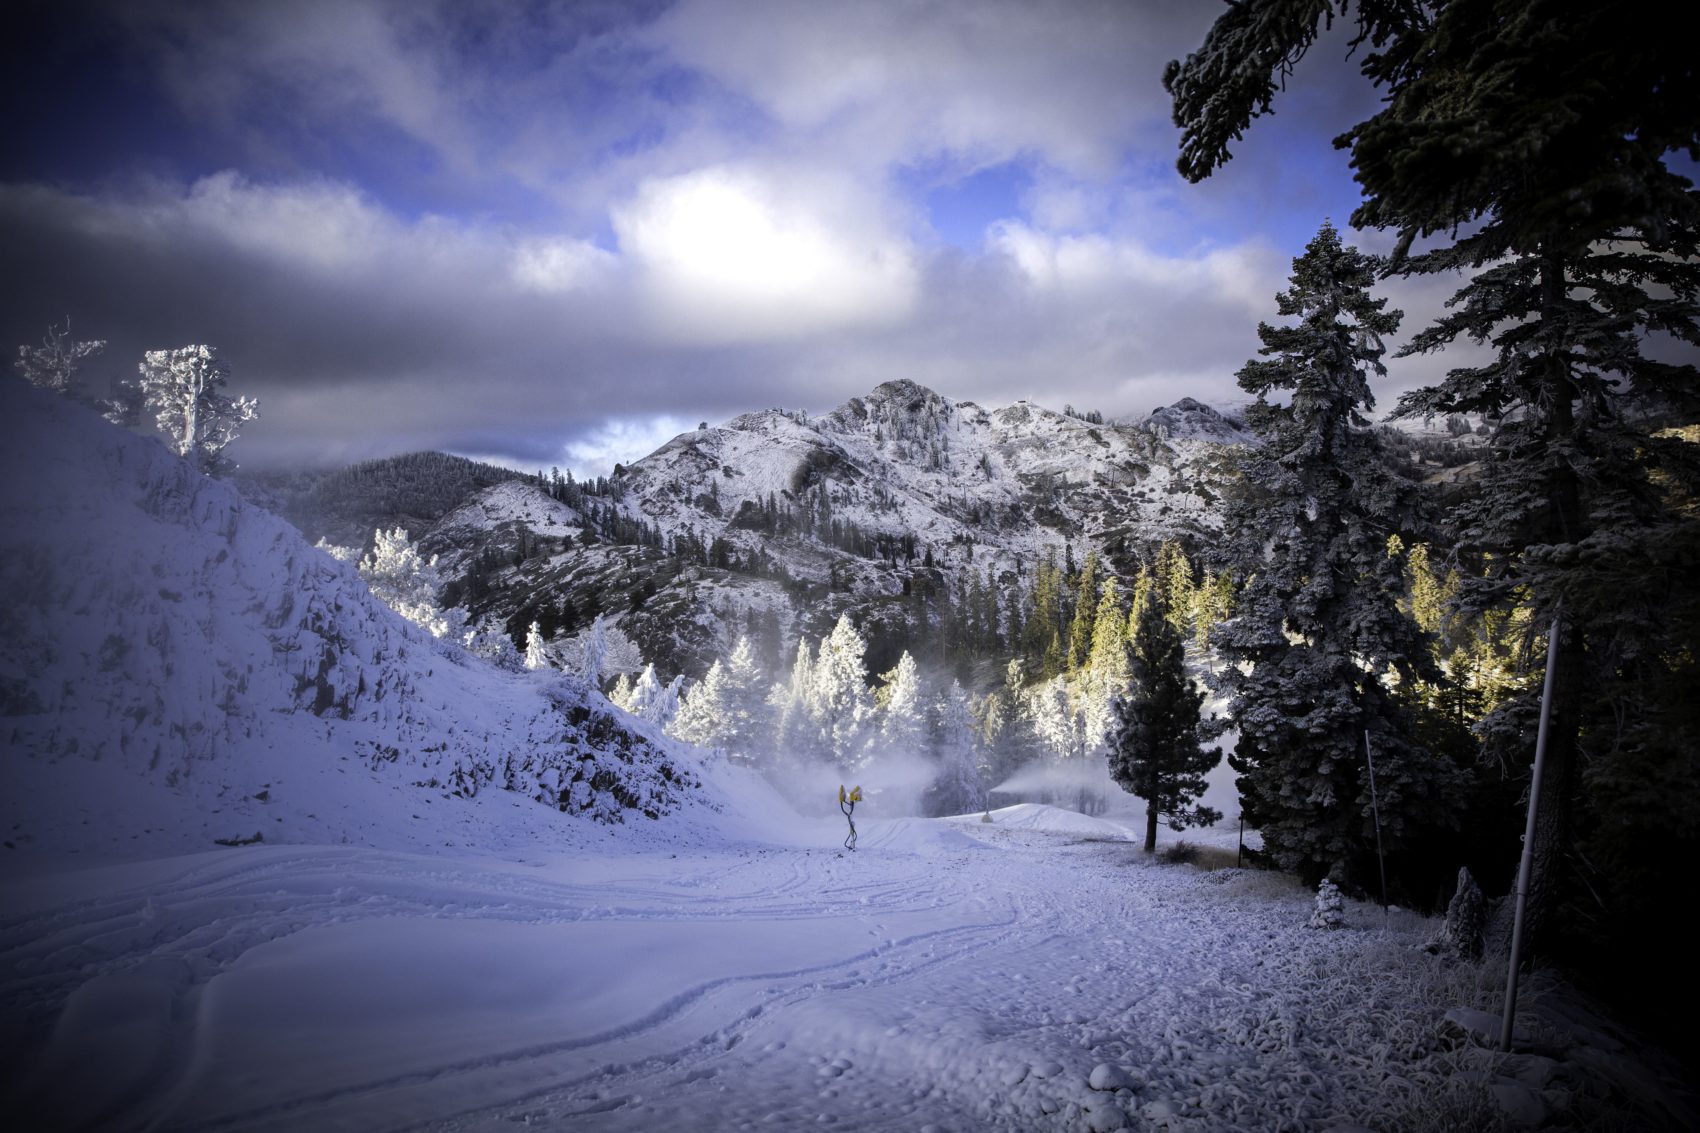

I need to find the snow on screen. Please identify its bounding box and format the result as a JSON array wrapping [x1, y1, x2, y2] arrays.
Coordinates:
[[6, 803, 1509, 1132], [3, 378, 1680, 1132]]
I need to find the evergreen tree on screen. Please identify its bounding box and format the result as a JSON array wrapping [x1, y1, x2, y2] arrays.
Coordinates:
[[1168, 0, 1700, 982], [876, 651, 926, 757], [134, 345, 259, 475], [524, 621, 550, 671], [811, 614, 873, 770], [578, 613, 610, 689], [1067, 550, 1101, 671], [1213, 222, 1459, 887], [358, 526, 462, 640], [1110, 588, 1222, 853]]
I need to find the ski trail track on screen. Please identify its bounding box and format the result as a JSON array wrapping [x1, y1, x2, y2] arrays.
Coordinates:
[[2, 816, 1468, 1132]]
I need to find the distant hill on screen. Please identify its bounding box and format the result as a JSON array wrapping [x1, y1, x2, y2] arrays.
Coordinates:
[[241, 450, 530, 550]]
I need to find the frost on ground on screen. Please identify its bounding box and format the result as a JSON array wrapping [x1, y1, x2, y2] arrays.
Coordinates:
[[5, 802, 1672, 1133]]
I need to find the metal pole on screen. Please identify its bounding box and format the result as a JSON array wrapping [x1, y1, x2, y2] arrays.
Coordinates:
[[1502, 606, 1563, 1052], [1364, 730, 1388, 916]]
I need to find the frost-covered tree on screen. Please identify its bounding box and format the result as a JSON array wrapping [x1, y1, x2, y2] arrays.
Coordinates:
[[876, 651, 926, 757], [929, 680, 985, 816], [135, 345, 258, 474], [607, 672, 634, 712], [769, 638, 820, 767], [624, 664, 664, 720], [578, 614, 609, 688], [810, 614, 873, 770], [524, 621, 551, 671], [670, 660, 731, 748], [15, 319, 104, 397], [1109, 588, 1222, 853], [674, 635, 767, 760], [358, 526, 462, 640], [1213, 222, 1458, 887]]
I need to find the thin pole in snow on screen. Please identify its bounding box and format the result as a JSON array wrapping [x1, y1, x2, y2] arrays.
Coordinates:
[[1364, 730, 1388, 917], [1502, 604, 1563, 1053]]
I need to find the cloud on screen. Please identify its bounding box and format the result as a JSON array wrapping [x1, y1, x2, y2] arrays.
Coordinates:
[[612, 165, 919, 341]]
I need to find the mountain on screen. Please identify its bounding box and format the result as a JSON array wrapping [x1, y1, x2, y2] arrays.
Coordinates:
[[0, 379, 706, 865], [240, 450, 530, 549], [420, 380, 1253, 679]]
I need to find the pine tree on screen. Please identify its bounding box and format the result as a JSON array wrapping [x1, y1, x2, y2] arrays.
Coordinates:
[[14, 319, 104, 397], [134, 345, 259, 475], [1168, 0, 1700, 976], [1213, 222, 1459, 887], [359, 527, 462, 640], [1067, 550, 1101, 671], [578, 613, 610, 689], [1109, 588, 1222, 853], [875, 651, 926, 758], [811, 614, 873, 770], [524, 621, 550, 671]]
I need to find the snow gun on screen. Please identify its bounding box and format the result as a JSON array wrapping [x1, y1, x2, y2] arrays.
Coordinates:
[[838, 785, 862, 851]]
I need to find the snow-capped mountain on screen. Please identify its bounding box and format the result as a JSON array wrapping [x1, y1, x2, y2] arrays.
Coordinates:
[[422, 380, 1252, 677], [0, 379, 705, 864]]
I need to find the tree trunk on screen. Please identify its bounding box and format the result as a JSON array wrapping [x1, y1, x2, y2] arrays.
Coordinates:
[[1145, 803, 1159, 854]]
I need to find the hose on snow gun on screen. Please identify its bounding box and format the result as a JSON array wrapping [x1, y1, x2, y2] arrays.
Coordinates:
[[838, 784, 862, 851]]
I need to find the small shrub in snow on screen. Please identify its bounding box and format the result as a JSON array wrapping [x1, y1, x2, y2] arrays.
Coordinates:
[[1310, 878, 1345, 929]]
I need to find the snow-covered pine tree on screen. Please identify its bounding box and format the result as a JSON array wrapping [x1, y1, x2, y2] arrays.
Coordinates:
[[811, 614, 873, 771], [579, 613, 609, 689], [929, 680, 985, 816], [14, 320, 104, 397], [607, 672, 634, 712], [1214, 221, 1459, 888], [134, 345, 259, 475], [625, 664, 663, 720], [1109, 587, 1222, 853], [876, 651, 926, 758], [524, 621, 550, 671], [669, 660, 730, 747], [358, 526, 464, 640], [769, 638, 820, 767]]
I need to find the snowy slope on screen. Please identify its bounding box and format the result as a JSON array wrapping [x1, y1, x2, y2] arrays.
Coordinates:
[[5, 806, 1680, 1132], [0, 379, 705, 867]]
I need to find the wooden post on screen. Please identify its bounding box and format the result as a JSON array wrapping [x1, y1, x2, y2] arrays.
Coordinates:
[[1364, 730, 1388, 916], [1502, 606, 1562, 1052]]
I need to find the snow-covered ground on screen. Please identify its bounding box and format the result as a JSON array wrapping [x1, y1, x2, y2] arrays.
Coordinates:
[[3, 792, 1573, 1133]]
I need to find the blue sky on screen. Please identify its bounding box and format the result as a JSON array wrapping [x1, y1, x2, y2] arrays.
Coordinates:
[[1, 0, 1438, 474]]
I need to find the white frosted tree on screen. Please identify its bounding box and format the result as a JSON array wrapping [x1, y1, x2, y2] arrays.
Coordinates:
[[930, 680, 985, 816], [607, 672, 635, 711], [624, 664, 664, 720], [653, 674, 684, 728], [876, 651, 926, 757], [15, 320, 104, 396], [670, 660, 731, 747], [524, 621, 551, 671], [811, 614, 873, 770], [670, 636, 764, 758], [769, 639, 819, 766], [358, 527, 462, 640], [135, 345, 258, 474], [578, 613, 609, 688]]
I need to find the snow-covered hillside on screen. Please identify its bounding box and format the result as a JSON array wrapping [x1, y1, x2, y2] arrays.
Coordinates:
[[0, 379, 704, 865]]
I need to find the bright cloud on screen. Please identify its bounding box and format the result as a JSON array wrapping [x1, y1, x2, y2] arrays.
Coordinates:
[[613, 167, 919, 342]]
